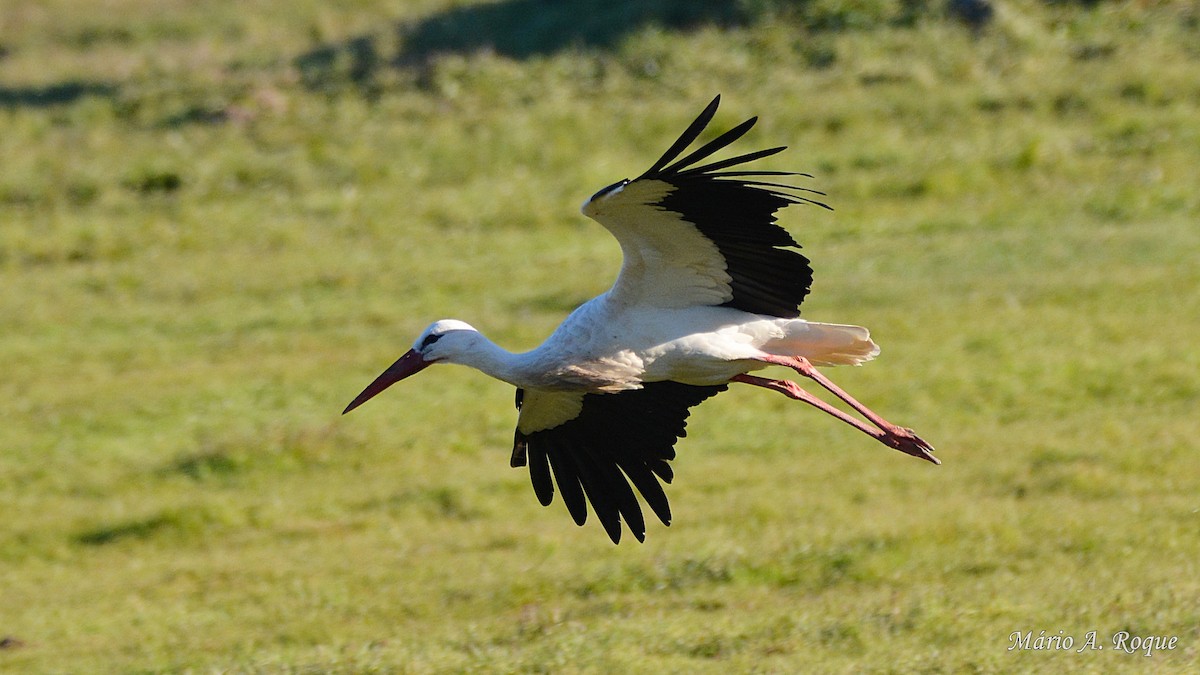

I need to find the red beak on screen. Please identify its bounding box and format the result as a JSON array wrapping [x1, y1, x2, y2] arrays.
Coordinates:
[[342, 349, 432, 414]]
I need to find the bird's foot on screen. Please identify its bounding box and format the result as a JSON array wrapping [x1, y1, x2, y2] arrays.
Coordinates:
[[880, 426, 939, 465]]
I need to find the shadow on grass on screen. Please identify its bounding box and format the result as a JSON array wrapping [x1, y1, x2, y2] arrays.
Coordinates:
[[295, 0, 749, 92], [292, 0, 950, 93], [394, 0, 745, 60], [0, 81, 118, 109], [75, 512, 192, 546], [74, 505, 232, 546]]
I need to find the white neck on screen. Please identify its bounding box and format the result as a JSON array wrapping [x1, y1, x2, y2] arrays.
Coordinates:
[[444, 332, 545, 388]]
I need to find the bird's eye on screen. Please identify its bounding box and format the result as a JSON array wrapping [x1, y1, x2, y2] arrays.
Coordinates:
[[420, 333, 442, 349]]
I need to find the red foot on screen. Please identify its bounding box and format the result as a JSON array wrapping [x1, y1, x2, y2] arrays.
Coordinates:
[[880, 426, 939, 465]]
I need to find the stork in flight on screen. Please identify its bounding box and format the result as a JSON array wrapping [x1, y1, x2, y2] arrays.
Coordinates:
[[344, 96, 936, 544]]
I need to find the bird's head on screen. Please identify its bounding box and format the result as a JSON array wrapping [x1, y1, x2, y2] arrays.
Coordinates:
[[342, 319, 480, 414]]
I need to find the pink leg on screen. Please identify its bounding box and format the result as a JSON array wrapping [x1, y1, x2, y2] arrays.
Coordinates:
[[733, 362, 938, 464]]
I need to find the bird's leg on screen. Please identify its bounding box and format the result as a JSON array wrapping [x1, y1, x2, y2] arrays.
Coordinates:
[[734, 361, 938, 464], [732, 374, 890, 439], [756, 355, 905, 431]]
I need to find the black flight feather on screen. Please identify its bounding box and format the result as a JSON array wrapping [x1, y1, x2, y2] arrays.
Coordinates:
[[516, 381, 725, 544], [548, 447, 589, 526], [634, 96, 829, 318], [642, 95, 723, 177], [526, 438, 553, 505], [659, 115, 758, 177], [616, 458, 672, 526]]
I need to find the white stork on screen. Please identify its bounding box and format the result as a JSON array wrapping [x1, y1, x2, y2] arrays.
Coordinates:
[[344, 96, 936, 544]]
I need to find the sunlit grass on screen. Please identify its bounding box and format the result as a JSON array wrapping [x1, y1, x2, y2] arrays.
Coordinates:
[[2, 0, 1199, 672]]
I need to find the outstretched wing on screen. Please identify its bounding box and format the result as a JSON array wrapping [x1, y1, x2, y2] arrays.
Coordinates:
[[582, 95, 829, 319], [511, 381, 726, 544]]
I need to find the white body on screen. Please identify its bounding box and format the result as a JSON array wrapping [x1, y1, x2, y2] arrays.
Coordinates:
[[424, 296, 878, 393], [522, 296, 876, 390]]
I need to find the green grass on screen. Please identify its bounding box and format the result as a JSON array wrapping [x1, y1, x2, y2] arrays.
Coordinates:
[[3, 0, 1200, 671]]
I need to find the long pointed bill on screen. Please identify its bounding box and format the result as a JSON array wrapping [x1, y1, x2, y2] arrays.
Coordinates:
[[342, 349, 432, 414]]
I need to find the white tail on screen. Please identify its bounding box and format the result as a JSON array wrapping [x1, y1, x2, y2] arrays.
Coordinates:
[[765, 320, 880, 367]]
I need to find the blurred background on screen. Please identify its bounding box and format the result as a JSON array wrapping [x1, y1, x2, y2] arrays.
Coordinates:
[[2, 0, 1197, 671]]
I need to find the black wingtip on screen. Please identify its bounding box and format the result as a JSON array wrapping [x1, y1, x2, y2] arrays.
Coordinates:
[[606, 527, 622, 545], [676, 145, 788, 177], [657, 115, 759, 177], [518, 383, 726, 544], [641, 95, 723, 177]]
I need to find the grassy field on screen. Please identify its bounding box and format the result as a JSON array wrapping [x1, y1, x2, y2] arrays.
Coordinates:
[[3, 0, 1199, 672]]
